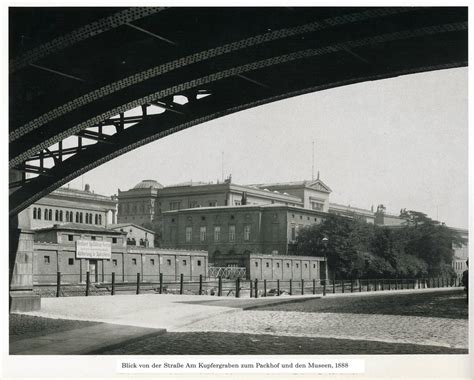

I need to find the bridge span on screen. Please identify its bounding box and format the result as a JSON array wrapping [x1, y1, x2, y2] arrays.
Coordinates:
[[9, 7, 467, 216]]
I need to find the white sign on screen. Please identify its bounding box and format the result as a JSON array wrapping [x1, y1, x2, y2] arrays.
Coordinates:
[[76, 240, 112, 259]]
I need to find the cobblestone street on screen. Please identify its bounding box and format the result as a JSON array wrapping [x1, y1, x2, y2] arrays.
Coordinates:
[[13, 288, 468, 354], [176, 310, 467, 349]]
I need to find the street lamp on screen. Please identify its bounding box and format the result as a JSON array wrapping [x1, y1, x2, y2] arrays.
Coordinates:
[[322, 237, 329, 282]]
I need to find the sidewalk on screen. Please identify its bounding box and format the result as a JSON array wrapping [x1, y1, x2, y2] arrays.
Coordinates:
[[10, 323, 166, 355]]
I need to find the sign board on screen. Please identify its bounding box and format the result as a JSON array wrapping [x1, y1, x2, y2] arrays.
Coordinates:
[[76, 240, 112, 259]]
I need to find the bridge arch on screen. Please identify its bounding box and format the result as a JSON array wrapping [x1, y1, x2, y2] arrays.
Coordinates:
[[9, 7, 468, 216]]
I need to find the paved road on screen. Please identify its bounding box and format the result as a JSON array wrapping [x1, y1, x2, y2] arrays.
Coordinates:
[[18, 288, 467, 353]]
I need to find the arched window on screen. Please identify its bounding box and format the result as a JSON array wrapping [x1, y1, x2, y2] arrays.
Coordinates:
[[70, 211, 73, 222], [98, 215, 102, 225], [59, 210, 63, 222], [38, 208, 41, 220], [65, 211, 69, 222], [48, 209, 52, 221], [80, 213, 83, 223], [90, 213, 93, 224], [55, 210, 59, 221], [95, 214, 98, 224], [76, 212, 79, 223], [86, 214, 89, 224], [33, 208, 37, 219]]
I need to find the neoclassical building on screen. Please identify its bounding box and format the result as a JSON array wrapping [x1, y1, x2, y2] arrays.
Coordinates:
[[18, 184, 118, 230]]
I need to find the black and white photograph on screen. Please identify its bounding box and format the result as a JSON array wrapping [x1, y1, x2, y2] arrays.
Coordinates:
[[3, 3, 472, 378]]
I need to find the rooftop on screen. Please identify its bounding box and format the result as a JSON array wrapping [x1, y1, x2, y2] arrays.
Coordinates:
[[34, 223, 123, 235]]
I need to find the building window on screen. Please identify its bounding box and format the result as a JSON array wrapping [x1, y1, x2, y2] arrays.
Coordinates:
[[197, 260, 202, 266], [44, 256, 50, 264], [255, 261, 258, 267], [313, 264, 316, 269], [185, 226, 192, 242], [229, 225, 236, 242], [296, 263, 299, 268], [286, 263, 290, 268], [291, 226, 296, 241], [68, 258, 74, 265], [112, 259, 117, 266], [277, 262, 280, 268], [300, 215, 302, 220], [266, 262, 270, 268], [68, 234, 73, 241], [214, 226, 221, 242], [200, 226, 206, 242], [182, 260, 187, 266], [167, 259, 172, 266], [37, 208, 41, 220], [48, 209, 52, 220], [132, 258, 137, 265], [55, 210, 59, 221], [311, 201, 324, 211], [99, 215, 102, 225], [112, 237, 117, 244], [91, 236, 96, 241], [169, 201, 181, 210], [151, 259, 155, 265], [305, 263, 308, 268], [244, 225, 251, 241], [234, 200, 241, 206], [33, 207, 37, 219], [59, 210, 63, 221]]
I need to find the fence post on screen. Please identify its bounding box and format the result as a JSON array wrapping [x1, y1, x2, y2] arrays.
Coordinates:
[[301, 279, 304, 295], [218, 276, 222, 296], [381, 279, 384, 291], [56, 271, 61, 298], [367, 278, 370, 292], [180, 273, 184, 295], [199, 274, 203, 295], [277, 279, 280, 296], [313, 279, 316, 295], [332, 278, 336, 294], [254, 279, 258, 298], [85, 271, 90, 296], [289, 279, 293, 296], [111, 272, 115, 295], [136, 273, 140, 295], [351, 278, 354, 293], [250, 279, 253, 298], [341, 280, 345, 293], [323, 279, 326, 296], [264, 279, 267, 297], [236, 277, 240, 298], [359, 278, 362, 292], [437, 277, 440, 288], [159, 273, 163, 294], [374, 279, 377, 291]]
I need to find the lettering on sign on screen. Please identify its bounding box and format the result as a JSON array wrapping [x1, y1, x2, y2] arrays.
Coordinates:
[[76, 240, 112, 259]]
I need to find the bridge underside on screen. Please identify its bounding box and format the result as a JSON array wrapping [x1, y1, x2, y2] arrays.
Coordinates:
[[9, 7, 467, 216]]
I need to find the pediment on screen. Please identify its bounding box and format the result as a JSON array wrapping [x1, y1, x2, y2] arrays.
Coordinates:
[[306, 179, 332, 193]]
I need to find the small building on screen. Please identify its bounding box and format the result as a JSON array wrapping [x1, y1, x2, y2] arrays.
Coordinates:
[[109, 223, 155, 248], [32, 223, 207, 285]]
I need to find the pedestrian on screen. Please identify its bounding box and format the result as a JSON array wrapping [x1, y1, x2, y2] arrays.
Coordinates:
[[461, 259, 468, 302]]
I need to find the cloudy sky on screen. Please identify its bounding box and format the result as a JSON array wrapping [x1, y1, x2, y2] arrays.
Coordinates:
[[67, 67, 468, 229]]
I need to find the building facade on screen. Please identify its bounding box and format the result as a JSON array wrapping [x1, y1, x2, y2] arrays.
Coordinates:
[[109, 223, 156, 248], [161, 204, 328, 265], [33, 223, 207, 284], [18, 184, 118, 230]]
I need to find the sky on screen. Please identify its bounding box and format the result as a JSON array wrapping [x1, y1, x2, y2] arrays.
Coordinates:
[[66, 67, 468, 229]]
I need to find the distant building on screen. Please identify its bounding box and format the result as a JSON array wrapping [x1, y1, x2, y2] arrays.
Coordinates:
[[161, 204, 327, 265], [109, 223, 155, 248], [451, 228, 468, 280], [18, 184, 118, 230]]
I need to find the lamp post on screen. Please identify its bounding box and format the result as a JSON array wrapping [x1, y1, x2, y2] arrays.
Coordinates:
[[322, 237, 329, 283]]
